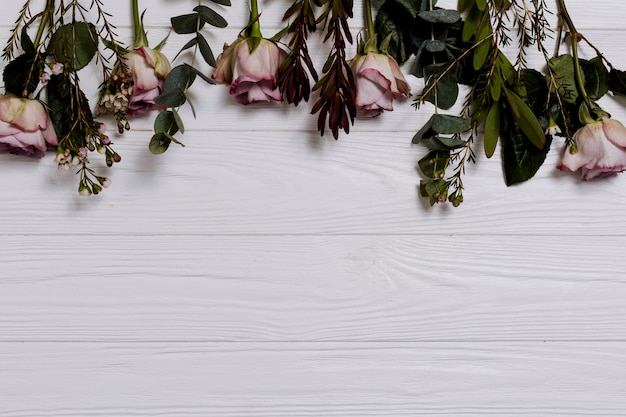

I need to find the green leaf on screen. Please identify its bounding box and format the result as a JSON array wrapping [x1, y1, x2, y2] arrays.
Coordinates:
[[462, 5, 482, 42], [548, 54, 578, 104], [413, 113, 470, 143], [154, 90, 186, 107], [194, 5, 228, 28], [502, 111, 552, 186], [393, 0, 423, 17], [609, 68, 626, 96], [476, 0, 487, 11], [20, 26, 34, 53], [149, 132, 172, 154], [484, 102, 501, 158], [418, 150, 450, 178], [418, 9, 461, 24], [196, 33, 216, 67], [171, 13, 203, 34], [172, 108, 185, 134], [423, 39, 447, 53], [2, 53, 43, 96], [503, 88, 546, 149], [581, 56, 609, 100], [154, 111, 179, 135], [421, 65, 459, 110], [48, 22, 98, 71], [422, 136, 467, 151], [163, 64, 197, 92], [375, 0, 416, 64], [210, 0, 231, 5], [419, 178, 449, 206], [473, 21, 492, 71], [458, 0, 473, 13], [189, 65, 215, 85], [174, 38, 198, 61]]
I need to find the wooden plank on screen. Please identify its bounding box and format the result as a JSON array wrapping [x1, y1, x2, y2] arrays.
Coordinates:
[[1, 235, 625, 342], [0, 129, 626, 235], [1, 341, 625, 416]]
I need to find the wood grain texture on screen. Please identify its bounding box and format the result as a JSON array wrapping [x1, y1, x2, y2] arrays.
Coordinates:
[[2, 342, 626, 416], [1, 235, 625, 342], [1, 130, 626, 235], [1, 0, 626, 416]]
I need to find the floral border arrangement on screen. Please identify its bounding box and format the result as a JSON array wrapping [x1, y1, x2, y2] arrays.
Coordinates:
[[2, 0, 626, 207]]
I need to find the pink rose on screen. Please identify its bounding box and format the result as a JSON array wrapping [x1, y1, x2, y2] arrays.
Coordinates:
[[348, 51, 411, 117], [557, 117, 626, 180], [124, 46, 171, 116], [0, 95, 58, 158], [212, 38, 286, 105]]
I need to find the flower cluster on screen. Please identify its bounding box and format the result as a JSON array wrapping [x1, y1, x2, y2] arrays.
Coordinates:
[[0, 0, 229, 194], [3, 0, 626, 206]]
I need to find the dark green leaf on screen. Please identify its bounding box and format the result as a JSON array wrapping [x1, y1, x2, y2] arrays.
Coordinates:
[[154, 90, 186, 107], [375, 0, 417, 64], [503, 88, 546, 149], [196, 33, 216, 67], [154, 111, 179, 135], [20, 26, 34, 53], [48, 22, 98, 71], [210, 0, 231, 4], [413, 113, 469, 143], [2, 53, 43, 96], [418, 9, 460, 24], [581, 56, 609, 100], [419, 178, 449, 206], [502, 111, 552, 186], [609, 68, 626, 96], [194, 5, 228, 28], [422, 136, 467, 151], [163, 64, 197, 92], [394, 0, 423, 17], [418, 150, 450, 178], [171, 13, 203, 34], [149, 132, 172, 154], [189, 64, 215, 85], [172, 108, 185, 134], [423, 39, 447, 53], [174, 38, 198, 61], [421, 65, 459, 110], [548, 54, 578, 104]]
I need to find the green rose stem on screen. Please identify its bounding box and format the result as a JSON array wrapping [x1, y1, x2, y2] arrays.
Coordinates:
[[248, 0, 262, 38], [132, 0, 149, 47], [363, 0, 376, 44], [33, 0, 55, 48], [556, 0, 594, 118]]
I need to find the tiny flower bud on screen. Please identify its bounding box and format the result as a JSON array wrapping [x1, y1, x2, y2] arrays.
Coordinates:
[[102, 136, 111, 145], [78, 147, 88, 158], [51, 63, 64, 75]]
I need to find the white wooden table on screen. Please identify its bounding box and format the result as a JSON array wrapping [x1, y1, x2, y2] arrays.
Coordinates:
[[1, 0, 625, 415]]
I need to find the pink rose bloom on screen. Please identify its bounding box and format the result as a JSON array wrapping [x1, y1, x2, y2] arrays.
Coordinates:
[[212, 38, 286, 105], [124, 46, 171, 116], [349, 51, 411, 117], [557, 117, 626, 180], [0, 95, 58, 158]]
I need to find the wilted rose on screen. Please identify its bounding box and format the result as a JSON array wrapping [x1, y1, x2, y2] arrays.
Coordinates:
[[0, 95, 58, 158], [557, 117, 626, 180], [348, 51, 411, 117], [212, 38, 286, 105], [124, 46, 171, 116]]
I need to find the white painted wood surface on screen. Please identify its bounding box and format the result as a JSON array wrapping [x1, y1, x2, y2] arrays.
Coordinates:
[[2, 0, 626, 415]]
